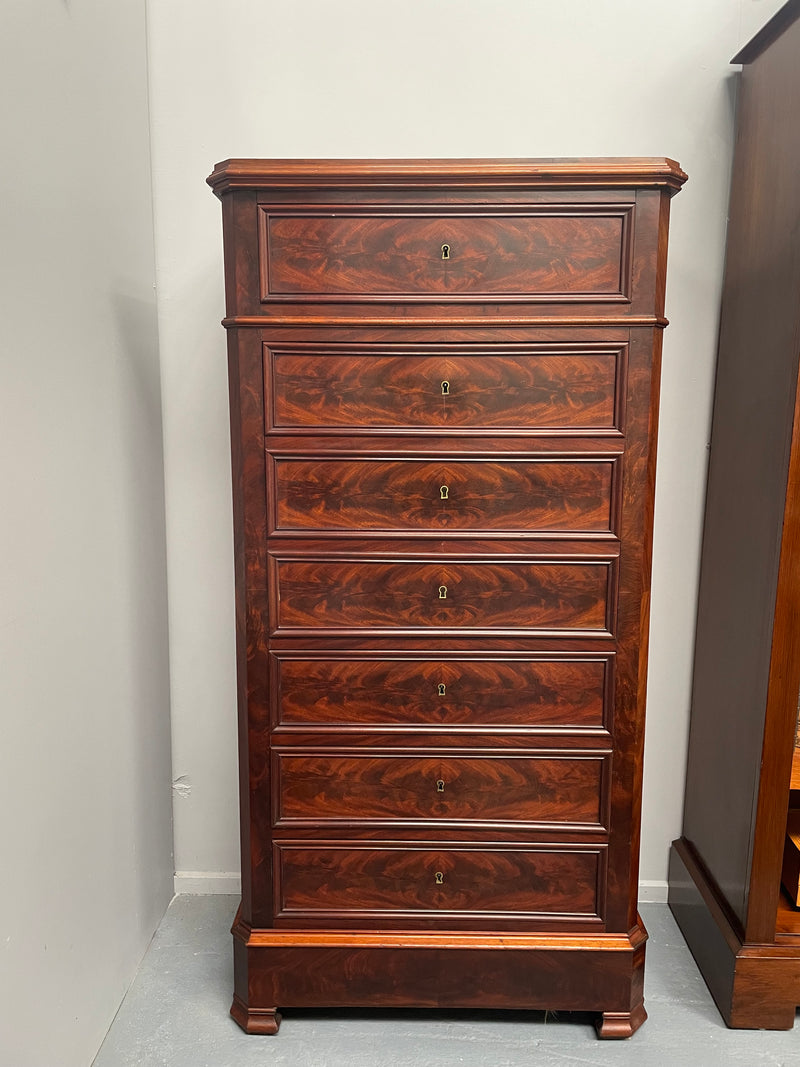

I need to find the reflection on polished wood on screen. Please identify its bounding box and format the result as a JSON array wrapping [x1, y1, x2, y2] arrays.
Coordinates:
[[210, 156, 684, 1038]]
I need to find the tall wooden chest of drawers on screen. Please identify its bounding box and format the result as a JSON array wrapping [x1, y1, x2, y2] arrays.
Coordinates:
[[207, 157, 686, 1038]]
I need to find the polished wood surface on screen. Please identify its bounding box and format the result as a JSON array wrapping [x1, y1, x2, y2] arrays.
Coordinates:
[[275, 844, 601, 918], [791, 748, 800, 791], [211, 156, 684, 1037], [207, 156, 687, 194], [273, 751, 607, 827], [776, 885, 800, 936], [669, 0, 800, 1030], [274, 655, 608, 729], [210, 163, 677, 326], [230, 998, 281, 1035], [232, 911, 649, 1033], [780, 812, 800, 907], [670, 837, 800, 1029], [268, 346, 622, 432], [262, 208, 630, 301], [680, 8, 800, 933], [272, 457, 615, 534], [272, 558, 611, 633]]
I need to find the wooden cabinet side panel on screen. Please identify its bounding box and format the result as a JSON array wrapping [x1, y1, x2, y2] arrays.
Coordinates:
[[228, 326, 273, 926], [747, 368, 800, 941], [222, 191, 260, 319], [681, 23, 800, 932], [603, 322, 660, 931]]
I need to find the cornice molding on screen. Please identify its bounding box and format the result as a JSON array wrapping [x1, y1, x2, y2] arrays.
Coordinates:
[[207, 157, 687, 197]]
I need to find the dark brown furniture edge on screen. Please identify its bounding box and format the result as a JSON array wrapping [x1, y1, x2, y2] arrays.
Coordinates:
[[207, 158, 688, 196], [732, 0, 800, 63]]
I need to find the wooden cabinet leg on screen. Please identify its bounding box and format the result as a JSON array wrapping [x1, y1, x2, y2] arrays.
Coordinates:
[[595, 1003, 647, 1039], [230, 995, 282, 1034]]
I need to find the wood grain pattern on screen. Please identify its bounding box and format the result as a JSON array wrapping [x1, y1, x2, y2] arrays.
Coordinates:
[[272, 457, 615, 534], [275, 845, 602, 918], [239, 927, 638, 949], [213, 156, 684, 1037], [600, 324, 658, 932], [225, 325, 273, 927], [273, 559, 611, 633], [230, 997, 281, 1035], [275, 656, 608, 729], [268, 346, 622, 432], [209, 156, 687, 195], [274, 752, 606, 827], [774, 884, 800, 935], [234, 923, 649, 1014], [596, 1006, 647, 1039], [791, 747, 800, 791], [262, 209, 631, 301]]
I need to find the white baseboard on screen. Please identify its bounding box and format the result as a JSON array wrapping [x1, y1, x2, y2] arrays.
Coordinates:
[[173, 871, 669, 902], [174, 871, 241, 895], [637, 880, 669, 903]]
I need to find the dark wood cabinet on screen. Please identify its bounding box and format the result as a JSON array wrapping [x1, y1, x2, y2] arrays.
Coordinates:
[[668, 0, 800, 1031], [207, 157, 685, 1038]]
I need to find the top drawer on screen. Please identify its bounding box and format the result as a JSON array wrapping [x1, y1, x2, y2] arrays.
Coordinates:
[[258, 206, 633, 303]]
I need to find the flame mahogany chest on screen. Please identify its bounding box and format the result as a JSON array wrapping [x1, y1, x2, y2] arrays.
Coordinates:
[[207, 157, 685, 1038]]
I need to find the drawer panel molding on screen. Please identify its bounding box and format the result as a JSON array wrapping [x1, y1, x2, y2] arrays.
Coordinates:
[[271, 557, 615, 635], [274, 843, 605, 920], [273, 751, 609, 829], [273, 655, 612, 731], [259, 206, 634, 303], [271, 456, 617, 536], [266, 344, 627, 435]]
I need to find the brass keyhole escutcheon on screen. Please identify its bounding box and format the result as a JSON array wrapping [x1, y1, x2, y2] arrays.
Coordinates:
[[435, 871, 445, 885], [436, 779, 445, 793], [441, 243, 451, 260], [441, 380, 450, 396], [440, 485, 449, 500], [438, 585, 447, 600], [437, 683, 446, 697]]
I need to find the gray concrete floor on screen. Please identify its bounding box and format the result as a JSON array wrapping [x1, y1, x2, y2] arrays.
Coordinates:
[[93, 897, 800, 1066]]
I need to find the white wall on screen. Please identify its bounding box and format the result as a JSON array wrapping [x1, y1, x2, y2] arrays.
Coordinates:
[[0, 3, 173, 1065], [146, 0, 787, 895]]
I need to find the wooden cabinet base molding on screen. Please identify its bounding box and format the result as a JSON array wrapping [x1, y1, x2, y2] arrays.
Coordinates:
[[232, 909, 648, 1037], [670, 840, 800, 1029], [209, 156, 684, 1037]]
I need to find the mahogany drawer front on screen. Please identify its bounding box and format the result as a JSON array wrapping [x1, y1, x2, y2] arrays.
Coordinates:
[[274, 844, 604, 919], [274, 656, 609, 730], [273, 752, 608, 828], [259, 206, 632, 302], [272, 559, 612, 634], [272, 457, 616, 536], [267, 346, 623, 434]]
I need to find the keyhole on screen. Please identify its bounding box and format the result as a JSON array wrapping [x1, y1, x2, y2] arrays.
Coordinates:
[[435, 871, 445, 885], [440, 485, 449, 500], [438, 585, 447, 600], [441, 380, 450, 396], [441, 243, 450, 260], [437, 683, 446, 697], [436, 779, 445, 793]]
